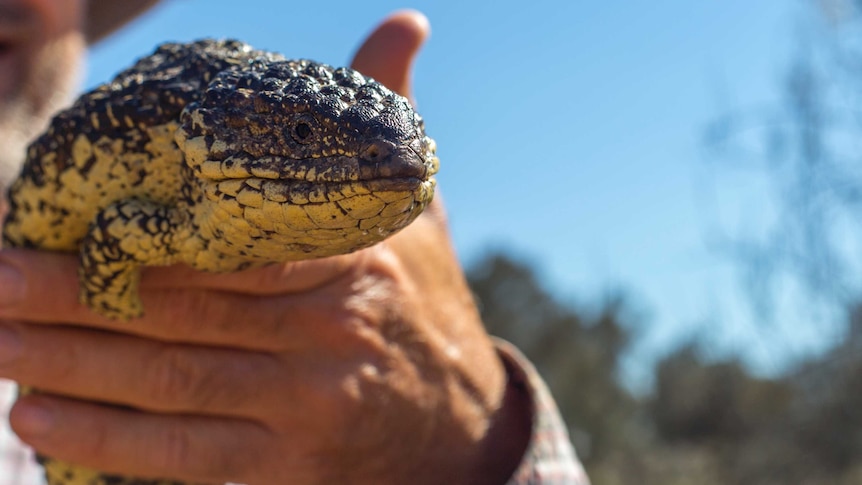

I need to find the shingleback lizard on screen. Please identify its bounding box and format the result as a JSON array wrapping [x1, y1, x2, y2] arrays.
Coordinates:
[[1, 39, 438, 485]]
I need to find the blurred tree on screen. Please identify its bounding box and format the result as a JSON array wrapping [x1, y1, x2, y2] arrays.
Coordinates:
[[652, 345, 792, 444], [699, 3, 862, 479], [464, 4, 862, 483], [704, 0, 862, 321], [467, 252, 638, 463], [466, 252, 862, 484], [787, 303, 862, 471]]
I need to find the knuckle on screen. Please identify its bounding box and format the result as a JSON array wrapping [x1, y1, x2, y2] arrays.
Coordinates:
[[148, 289, 214, 339], [249, 263, 295, 290], [68, 405, 111, 461], [153, 424, 193, 474], [147, 346, 203, 409], [38, 331, 83, 382], [147, 288, 275, 348], [146, 345, 261, 414], [153, 422, 265, 481], [210, 438, 260, 480]]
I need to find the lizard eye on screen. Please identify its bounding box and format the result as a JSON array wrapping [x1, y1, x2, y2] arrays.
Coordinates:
[[292, 122, 313, 143], [293, 121, 311, 141], [286, 114, 320, 146]]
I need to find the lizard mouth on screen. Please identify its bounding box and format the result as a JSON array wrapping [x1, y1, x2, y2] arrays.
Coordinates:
[[201, 160, 437, 229], [255, 176, 434, 205], [196, 144, 438, 189], [198, 151, 438, 207]]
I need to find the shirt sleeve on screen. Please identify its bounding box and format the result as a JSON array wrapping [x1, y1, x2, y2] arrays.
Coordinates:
[[0, 379, 45, 485], [496, 339, 591, 485]]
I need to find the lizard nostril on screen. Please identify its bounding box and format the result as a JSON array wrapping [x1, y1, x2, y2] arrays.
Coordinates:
[[361, 141, 391, 163], [366, 145, 379, 160]]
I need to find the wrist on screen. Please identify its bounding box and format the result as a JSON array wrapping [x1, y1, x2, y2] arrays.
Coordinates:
[[472, 362, 533, 485], [422, 355, 531, 485], [410, 342, 530, 485]]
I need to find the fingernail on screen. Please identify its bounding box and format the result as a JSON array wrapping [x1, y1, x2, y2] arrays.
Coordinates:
[[13, 401, 54, 437], [0, 262, 24, 307], [0, 325, 21, 363]]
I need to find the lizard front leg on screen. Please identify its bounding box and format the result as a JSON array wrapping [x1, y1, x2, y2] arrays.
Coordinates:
[[79, 199, 185, 320]]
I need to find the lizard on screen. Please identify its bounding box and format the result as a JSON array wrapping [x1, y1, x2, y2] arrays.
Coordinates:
[[1, 38, 438, 485]]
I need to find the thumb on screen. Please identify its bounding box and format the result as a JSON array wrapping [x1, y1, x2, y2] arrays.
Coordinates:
[[350, 10, 430, 101]]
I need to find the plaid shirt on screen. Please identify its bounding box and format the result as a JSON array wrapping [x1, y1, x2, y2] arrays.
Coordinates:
[[497, 340, 591, 485], [0, 341, 589, 484]]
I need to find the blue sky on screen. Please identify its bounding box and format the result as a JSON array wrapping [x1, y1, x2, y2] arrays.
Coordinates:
[[86, 1, 822, 379]]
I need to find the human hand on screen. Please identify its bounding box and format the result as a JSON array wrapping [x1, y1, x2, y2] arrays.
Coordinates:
[[0, 10, 530, 485]]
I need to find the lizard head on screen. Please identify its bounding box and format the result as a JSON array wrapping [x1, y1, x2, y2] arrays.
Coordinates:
[[175, 59, 438, 260]]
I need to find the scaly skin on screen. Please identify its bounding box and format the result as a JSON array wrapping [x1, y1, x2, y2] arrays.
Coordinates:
[[1, 39, 438, 485]]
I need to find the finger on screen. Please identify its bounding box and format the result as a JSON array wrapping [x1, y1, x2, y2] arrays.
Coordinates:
[[10, 393, 271, 483], [141, 252, 361, 293], [0, 248, 361, 349], [0, 247, 354, 294], [0, 284, 335, 351], [0, 323, 285, 418], [350, 9, 430, 100]]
